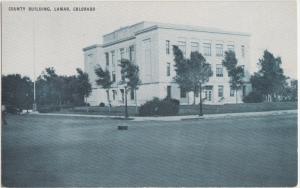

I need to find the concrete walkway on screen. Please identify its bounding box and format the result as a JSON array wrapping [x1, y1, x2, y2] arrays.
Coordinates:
[[31, 109, 297, 122]]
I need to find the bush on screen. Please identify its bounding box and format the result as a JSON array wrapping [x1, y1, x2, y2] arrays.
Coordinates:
[[139, 97, 160, 116], [139, 97, 180, 116], [37, 105, 61, 113], [243, 91, 264, 103], [99, 102, 105, 107], [157, 98, 180, 116]]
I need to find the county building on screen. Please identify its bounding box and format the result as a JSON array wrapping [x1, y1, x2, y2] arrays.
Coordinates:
[[83, 21, 251, 106]]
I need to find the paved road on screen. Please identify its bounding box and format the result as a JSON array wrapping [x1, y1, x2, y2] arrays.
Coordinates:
[[2, 113, 297, 187]]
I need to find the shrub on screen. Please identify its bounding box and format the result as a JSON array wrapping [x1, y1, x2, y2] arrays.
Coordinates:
[[139, 97, 160, 116], [139, 97, 180, 116], [157, 98, 180, 116], [243, 91, 264, 103], [99, 102, 105, 107], [37, 105, 61, 113]]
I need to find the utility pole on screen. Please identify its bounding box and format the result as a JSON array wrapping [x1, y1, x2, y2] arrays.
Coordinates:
[[124, 86, 128, 119], [199, 83, 203, 116], [32, 15, 37, 111]]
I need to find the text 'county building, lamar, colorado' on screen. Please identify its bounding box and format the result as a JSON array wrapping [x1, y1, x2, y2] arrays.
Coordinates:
[[83, 21, 251, 106]]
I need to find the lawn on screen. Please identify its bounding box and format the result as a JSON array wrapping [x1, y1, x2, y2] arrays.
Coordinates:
[[2, 113, 297, 187], [54, 101, 297, 116]]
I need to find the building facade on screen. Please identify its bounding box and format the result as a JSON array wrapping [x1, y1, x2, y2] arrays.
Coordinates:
[[83, 21, 251, 106]]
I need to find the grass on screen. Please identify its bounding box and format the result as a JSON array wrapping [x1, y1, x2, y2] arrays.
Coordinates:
[[52, 101, 297, 116], [2, 113, 297, 187]]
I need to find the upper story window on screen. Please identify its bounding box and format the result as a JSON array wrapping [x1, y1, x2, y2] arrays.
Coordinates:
[[111, 51, 115, 66], [178, 41, 186, 56], [216, 44, 223, 56], [216, 64, 223, 77], [167, 63, 171, 76], [203, 43, 211, 56], [105, 52, 109, 66], [120, 48, 125, 59], [241, 45, 245, 57], [166, 40, 170, 54], [227, 44, 235, 52], [218, 85, 224, 97], [191, 42, 199, 52], [129, 45, 135, 62]]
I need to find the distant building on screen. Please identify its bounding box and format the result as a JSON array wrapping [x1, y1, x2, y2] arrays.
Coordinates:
[[83, 21, 251, 106]]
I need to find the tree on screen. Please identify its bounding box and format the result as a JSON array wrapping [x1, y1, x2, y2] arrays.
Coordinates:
[[37, 67, 65, 106], [173, 46, 194, 102], [173, 46, 213, 116], [95, 66, 113, 111], [290, 79, 297, 101], [36, 67, 91, 107], [250, 50, 287, 101], [222, 51, 245, 103], [2, 74, 33, 111], [75, 68, 92, 104], [119, 59, 141, 118]]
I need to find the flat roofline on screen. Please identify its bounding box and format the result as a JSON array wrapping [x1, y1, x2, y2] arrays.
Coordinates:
[[103, 21, 251, 39], [103, 21, 145, 37], [102, 36, 135, 47], [82, 44, 102, 52], [156, 25, 251, 36]]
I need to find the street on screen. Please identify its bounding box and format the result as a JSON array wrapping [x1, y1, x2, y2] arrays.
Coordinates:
[[2, 113, 297, 187]]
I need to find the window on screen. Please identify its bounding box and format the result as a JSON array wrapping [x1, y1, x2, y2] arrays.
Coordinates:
[[243, 85, 246, 97], [111, 51, 115, 66], [180, 87, 187, 98], [204, 86, 213, 101], [112, 71, 116, 82], [167, 86, 171, 98], [203, 43, 211, 56], [129, 45, 135, 62], [112, 90, 116, 100], [105, 52, 109, 66], [204, 90, 212, 101], [195, 89, 199, 97], [166, 63, 171, 76], [241, 45, 245, 57], [120, 89, 125, 103], [218, 85, 224, 97], [143, 39, 152, 82], [130, 89, 134, 100], [166, 40, 170, 54], [227, 45, 235, 52], [191, 42, 199, 52], [120, 48, 125, 59], [216, 64, 223, 77], [178, 41, 186, 56], [216, 44, 223, 56], [230, 87, 235, 97]]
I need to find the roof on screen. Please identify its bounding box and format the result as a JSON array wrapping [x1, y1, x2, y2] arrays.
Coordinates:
[[82, 44, 102, 52], [105, 21, 251, 38]]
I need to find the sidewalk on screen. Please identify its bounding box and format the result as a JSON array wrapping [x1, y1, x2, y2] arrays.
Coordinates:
[[31, 109, 297, 122]]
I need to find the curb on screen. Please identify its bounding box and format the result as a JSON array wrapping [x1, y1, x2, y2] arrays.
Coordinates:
[[30, 109, 297, 122]]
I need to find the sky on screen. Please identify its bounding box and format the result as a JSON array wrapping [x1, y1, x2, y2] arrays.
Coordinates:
[[2, 1, 297, 79]]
